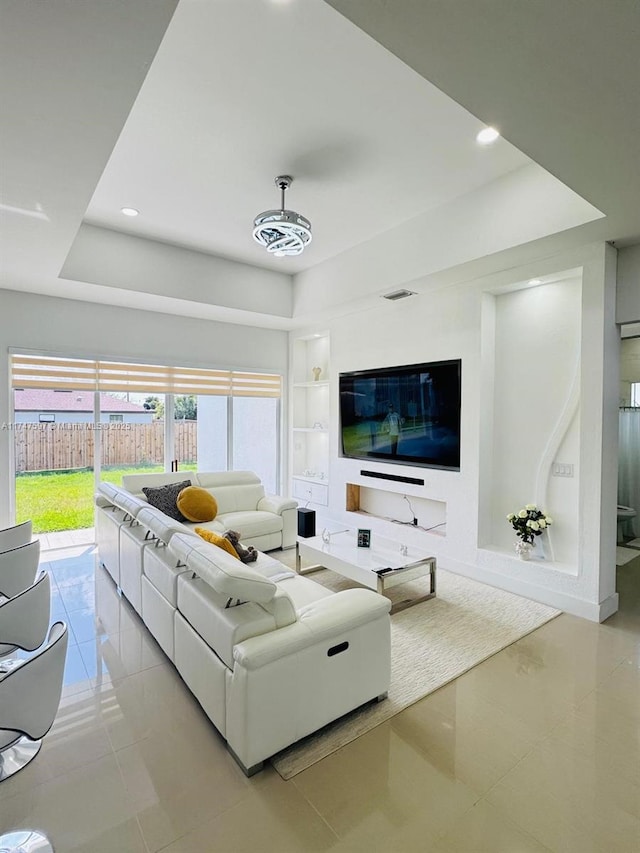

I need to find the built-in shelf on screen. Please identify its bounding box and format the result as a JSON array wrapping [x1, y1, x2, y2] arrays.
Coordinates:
[[292, 475, 329, 505], [290, 332, 330, 506], [293, 474, 328, 485], [477, 545, 576, 575], [292, 380, 329, 388], [345, 482, 447, 537]]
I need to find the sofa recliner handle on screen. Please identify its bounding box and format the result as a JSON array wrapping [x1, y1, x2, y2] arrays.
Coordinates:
[[327, 641, 349, 657]]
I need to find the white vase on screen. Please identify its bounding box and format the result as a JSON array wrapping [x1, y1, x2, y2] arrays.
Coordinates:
[[515, 541, 532, 560]]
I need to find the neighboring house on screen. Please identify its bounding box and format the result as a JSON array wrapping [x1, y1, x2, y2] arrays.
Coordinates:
[[13, 389, 153, 424]]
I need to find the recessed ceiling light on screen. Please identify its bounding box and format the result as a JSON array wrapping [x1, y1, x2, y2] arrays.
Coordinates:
[[528, 278, 543, 285], [476, 127, 500, 145], [121, 207, 139, 217]]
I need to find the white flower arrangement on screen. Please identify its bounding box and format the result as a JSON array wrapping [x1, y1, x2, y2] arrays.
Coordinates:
[[507, 504, 553, 544]]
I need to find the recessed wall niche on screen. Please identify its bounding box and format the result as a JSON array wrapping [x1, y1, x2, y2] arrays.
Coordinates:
[[346, 483, 446, 537], [478, 275, 582, 565]]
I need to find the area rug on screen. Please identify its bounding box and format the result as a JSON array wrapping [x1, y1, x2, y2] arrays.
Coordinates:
[[270, 567, 560, 779], [616, 546, 639, 566]]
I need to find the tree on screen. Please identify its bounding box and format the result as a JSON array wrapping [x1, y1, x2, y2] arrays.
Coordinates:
[[144, 396, 164, 420], [174, 395, 197, 420]]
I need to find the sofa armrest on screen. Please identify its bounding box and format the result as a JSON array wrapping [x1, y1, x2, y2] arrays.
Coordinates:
[[233, 588, 390, 670], [257, 495, 298, 516]]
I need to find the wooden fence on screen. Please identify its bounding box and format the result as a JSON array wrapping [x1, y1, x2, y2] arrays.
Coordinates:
[[14, 421, 197, 473]]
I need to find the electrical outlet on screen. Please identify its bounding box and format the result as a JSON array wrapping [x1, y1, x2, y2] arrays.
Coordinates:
[[552, 462, 574, 477]]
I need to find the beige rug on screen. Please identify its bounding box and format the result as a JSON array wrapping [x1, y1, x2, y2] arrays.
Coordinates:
[[270, 568, 560, 779]]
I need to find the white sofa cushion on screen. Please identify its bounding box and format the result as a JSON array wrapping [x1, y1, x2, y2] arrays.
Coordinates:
[[112, 491, 149, 519], [168, 534, 277, 605], [177, 574, 284, 669], [137, 506, 194, 545], [97, 482, 122, 502], [195, 471, 265, 514], [250, 552, 296, 580], [142, 544, 190, 606], [95, 491, 114, 508], [277, 575, 334, 610], [182, 519, 226, 537], [168, 532, 207, 565], [122, 472, 195, 496], [215, 511, 282, 539]]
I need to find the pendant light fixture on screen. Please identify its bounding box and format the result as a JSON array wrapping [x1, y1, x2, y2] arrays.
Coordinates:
[[253, 175, 312, 257]]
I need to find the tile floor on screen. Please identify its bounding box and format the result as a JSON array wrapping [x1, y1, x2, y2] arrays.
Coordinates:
[[1, 536, 639, 852]]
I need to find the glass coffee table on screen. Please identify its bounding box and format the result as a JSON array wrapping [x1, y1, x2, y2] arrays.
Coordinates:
[[296, 527, 436, 614]]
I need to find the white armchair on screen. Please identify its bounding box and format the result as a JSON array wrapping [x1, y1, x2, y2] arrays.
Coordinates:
[[0, 622, 68, 782], [0, 541, 41, 600], [0, 571, 52, 659], [0, 521, 32, 555]]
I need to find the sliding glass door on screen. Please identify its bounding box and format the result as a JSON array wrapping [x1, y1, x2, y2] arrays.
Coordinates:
[[10, 353, 282, 533], [13, 387, 96, 534], [232, 396, 279, 493]]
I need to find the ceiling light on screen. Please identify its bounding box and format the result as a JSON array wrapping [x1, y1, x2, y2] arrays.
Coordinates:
[[253, 176, 312, 257], [528, 278, 543, 285], [121, 207, 139, 217], [476, 127, 500, 145]]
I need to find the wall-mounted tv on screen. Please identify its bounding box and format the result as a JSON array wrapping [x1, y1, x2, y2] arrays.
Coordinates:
[[339, 359, 461, 471]]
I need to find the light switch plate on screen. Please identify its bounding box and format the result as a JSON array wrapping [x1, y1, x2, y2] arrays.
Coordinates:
[[552, 462, 574, 477]]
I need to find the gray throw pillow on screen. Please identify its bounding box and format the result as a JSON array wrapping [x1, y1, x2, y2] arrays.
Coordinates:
[[142, 480, 192, 521]]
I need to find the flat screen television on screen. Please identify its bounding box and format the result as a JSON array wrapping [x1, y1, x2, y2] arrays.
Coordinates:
[[339, 359, 461, 471]]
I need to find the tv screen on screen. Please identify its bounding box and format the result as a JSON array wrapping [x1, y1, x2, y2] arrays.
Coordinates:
[[339, 359, 461, 470]]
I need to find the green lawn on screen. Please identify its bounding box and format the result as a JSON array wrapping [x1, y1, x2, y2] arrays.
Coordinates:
[[16, 464, 197, 533]]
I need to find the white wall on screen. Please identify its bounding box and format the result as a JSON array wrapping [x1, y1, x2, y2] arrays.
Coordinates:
[[617, 243, 640, 324], [321, 243, 618, 621], [62, 225, 293, 319], [293, 163, 603, 318], [0, 289, 287, 526]]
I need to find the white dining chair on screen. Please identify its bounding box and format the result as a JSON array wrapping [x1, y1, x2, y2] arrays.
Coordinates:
[[0, 829, 54, 852], [0, 521, 32, 554], [0, 621, 68, 782], [0, 571, 52, 659], [0, 540, 41, 600]]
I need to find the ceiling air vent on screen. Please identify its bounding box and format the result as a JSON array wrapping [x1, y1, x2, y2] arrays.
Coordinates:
[[382, 289, 417, 301]]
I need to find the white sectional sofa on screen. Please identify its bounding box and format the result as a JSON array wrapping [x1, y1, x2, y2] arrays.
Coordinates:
[[94, 471, 391, 774]]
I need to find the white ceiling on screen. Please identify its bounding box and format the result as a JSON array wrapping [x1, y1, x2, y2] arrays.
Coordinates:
[[84, 0, 530, 273], [1, 0, 637, 328], [326, 0, 640, 246]]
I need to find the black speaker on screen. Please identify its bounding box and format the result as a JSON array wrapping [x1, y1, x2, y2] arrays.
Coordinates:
[[297, 508, 316, 538], [360, 469, 424, 486]]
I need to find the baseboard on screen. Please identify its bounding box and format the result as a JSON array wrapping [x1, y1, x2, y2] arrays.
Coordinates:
[[443, 556, 618, 623], [597, 592, 619, 623]]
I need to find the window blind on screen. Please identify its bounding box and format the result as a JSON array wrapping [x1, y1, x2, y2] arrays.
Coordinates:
[[11, 355, 282, 398]]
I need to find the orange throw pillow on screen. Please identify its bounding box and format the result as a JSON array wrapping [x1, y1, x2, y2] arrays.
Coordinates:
[[195, 527, 239, 559], [177, 486, 218, 522]]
